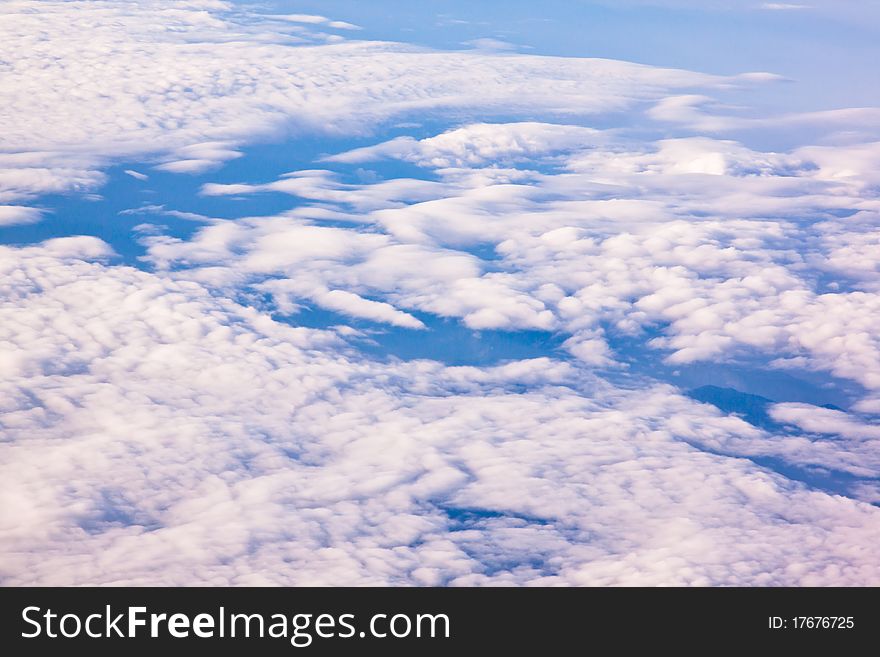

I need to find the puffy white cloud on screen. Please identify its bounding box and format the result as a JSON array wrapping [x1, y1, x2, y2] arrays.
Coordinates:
[[274, 283, 427, 330], [0, 0, 719, 202], [0, 152, 106, 203], [3, 239, 880, 586], [154, 141, 243, 175], [4, 0, 880, 588], [566, 136, 810, 177], [147, 122, 880, 413], [682, 397, 880, 480], [327, 122, 603, 169], [771, 404, 880, 440], [0, 205, 41, 226]]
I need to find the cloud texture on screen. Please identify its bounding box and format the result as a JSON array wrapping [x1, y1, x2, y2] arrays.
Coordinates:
[[1, 0, 880, 586]]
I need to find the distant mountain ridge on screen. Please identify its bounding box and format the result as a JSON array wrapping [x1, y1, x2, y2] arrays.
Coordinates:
[[686, 385, 845, 431], [686, 385, 778, 429]]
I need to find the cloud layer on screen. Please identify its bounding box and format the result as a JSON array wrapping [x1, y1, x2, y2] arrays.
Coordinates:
[[1, 0, 880, 586], [0, 0, 717, 205], [147, 125, 880, 408], [3, 241, 880, 585]]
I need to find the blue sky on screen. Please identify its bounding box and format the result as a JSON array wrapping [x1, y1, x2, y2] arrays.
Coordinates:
[[2, 0, 880, 586], [260, 0, 880, 111]]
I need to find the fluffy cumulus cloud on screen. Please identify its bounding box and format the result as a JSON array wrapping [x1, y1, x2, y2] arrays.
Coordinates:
[[325, 123, 605, 169], [601, 0, 880, 25], [0, 1, 719, 198], [3, 242, 880, 586], [0, 205, 42, 226], [149, 127, 880, 403], [2, 0, 880, 586]]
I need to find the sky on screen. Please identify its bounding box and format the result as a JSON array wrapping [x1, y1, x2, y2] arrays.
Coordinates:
[[1, 0, 880, 586]]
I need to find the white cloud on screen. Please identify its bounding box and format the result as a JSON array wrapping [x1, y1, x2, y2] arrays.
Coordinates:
[[760, 3, 811, 10], [0, 205, 42, 226], [264, 282, 427, 329], [463, 38, 519, 52], [0, 152, 106, 203], [274, 14, 331, 25], [770, 404, 880, 440], [326, 21, 362, 31], [4, 0, 880, 588], [327, 122, 603, 168], [148, 122, 880, 413], [0, 0, 719, 202], [3, 239, 880, 585], [649, 95, 880, 137], [154, 141, 243, 175]]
